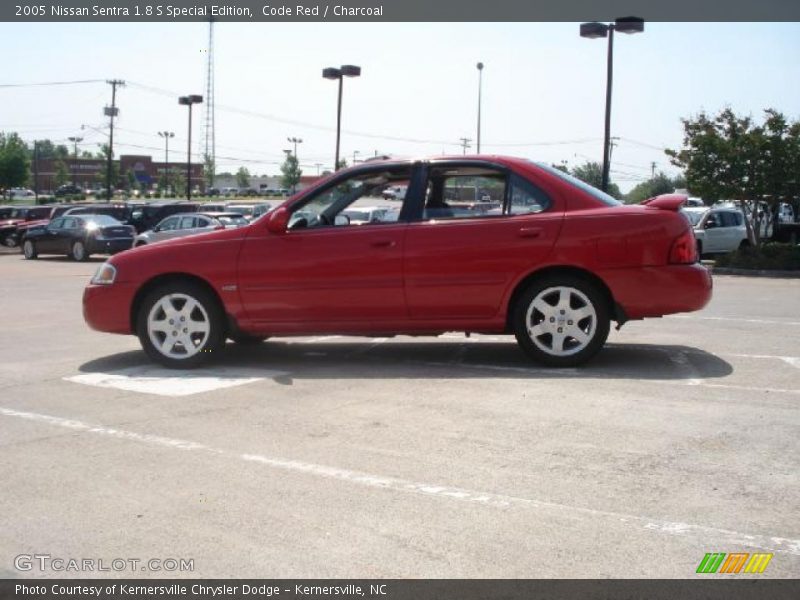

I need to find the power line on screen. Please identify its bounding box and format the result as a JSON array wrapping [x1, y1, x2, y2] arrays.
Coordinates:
[[0, 79, 105, 88]]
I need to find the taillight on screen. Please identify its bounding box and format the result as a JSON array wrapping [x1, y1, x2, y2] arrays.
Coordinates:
[[669, 228, 698, 264]]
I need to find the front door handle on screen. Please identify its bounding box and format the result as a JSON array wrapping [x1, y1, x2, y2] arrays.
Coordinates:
[[371, 239, 396, 248], [518, 227, 542, 239]]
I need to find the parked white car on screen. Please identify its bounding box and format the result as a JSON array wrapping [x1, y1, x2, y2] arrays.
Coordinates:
[[682, 206, 751, 255], [8, 188, 35, 199]]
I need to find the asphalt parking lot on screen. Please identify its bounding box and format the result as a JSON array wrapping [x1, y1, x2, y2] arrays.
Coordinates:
[[0, 254, 798, 579]]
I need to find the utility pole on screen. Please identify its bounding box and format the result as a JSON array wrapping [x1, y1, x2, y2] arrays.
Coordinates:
[[315, 163, 322, 175], [651, 161, 657, 178], [459, 137, 472, 155], [104, 79, 124, 200], [33, 141, 39, 203], [67, 136, 83, 186]]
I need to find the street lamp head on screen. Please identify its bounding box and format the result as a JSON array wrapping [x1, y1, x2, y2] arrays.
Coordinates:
[[615, 16, 644, 34], [340, 65, 361, 78], [179, 95, 203, 105], [322, 67, 341, 79], [477, 62, 484, 70], [579, 22, 609, 39]]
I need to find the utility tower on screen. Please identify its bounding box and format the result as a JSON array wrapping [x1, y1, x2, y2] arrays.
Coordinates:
[[202, 18, 216, 187], [459, 137, 472, 155]]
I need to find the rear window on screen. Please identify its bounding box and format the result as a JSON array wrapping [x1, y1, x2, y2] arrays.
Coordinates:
[[79, 215, 122, 226], [535, 162, 622, 207]]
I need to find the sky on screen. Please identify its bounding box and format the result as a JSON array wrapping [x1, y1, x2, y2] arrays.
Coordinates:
[[1, 21, 798, 192]]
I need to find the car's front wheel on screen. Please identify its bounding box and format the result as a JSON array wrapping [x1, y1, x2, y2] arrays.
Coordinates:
[[513, 276, 610, 367], [136, 281, 225, 368], [22, 240, 37, 260]]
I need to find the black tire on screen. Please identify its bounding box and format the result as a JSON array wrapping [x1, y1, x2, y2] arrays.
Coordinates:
[[22, 239, 37, 260], [513, 275, 610, 367], [136, 281, 226, 368], [229, 333, 269, 345], [71, 240, 89, 261], [739, 240, 750, 249]]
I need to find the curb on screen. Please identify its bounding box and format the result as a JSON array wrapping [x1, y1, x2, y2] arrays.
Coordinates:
[[711, 267, 800, 278]]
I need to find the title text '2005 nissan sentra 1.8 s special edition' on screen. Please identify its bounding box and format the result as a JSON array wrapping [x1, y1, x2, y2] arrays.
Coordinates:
[[83, 156, 712, 369]]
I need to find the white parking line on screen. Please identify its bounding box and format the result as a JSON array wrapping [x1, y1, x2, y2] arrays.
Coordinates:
[[64, 365, 283, 397], [668, 315, 800, 326], [3, 406, 798, 556]]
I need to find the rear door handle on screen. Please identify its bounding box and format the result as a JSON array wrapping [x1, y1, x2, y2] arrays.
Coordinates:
[[371, 239, 396, 248], [518, 227, 542, 239]]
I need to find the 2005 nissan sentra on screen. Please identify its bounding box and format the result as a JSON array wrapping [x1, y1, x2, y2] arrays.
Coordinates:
[[83, 156, 712, 368]]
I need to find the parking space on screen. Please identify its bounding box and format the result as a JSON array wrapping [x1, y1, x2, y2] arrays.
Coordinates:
[[0, 255, 798, 578]]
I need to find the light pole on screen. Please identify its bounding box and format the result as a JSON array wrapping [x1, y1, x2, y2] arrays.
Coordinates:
[[178, 95, 203, 200], [322, 64, 361, 171], [67, 136, 83, 186], [476, 62, 484, 154], [353, 150, 360, 164], [287, 137, 303, 193], [580, 17, 644, 193], [158, 131, 174, 192]]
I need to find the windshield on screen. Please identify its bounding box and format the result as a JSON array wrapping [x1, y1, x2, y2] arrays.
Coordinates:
[[535, 162, 622, 207], [681, 209, 708, 226]]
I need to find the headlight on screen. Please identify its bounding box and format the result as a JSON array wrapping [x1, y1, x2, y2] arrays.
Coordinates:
[[91, 262, 117, 285]]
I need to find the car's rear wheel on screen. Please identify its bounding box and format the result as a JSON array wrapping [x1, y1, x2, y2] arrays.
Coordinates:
[[136, 282, 225, 368], [22, 240, 37, 260], [739, 240, 750, 249], [71, 240, 89, 261], [513, 275, 610, 367]]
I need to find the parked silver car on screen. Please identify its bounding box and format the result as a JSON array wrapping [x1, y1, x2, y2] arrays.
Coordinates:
[[133, 212, 248, 247]]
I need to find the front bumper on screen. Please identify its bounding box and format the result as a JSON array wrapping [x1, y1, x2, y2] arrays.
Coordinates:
[[83, 282, 136, 334], [600, 263, 713, 320]]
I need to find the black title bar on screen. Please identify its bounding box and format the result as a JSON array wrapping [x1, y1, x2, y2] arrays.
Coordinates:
[[3, 0, 800, 22]]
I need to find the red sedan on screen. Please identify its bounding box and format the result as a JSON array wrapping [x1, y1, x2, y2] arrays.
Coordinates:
[[83, 156, 711, 368]]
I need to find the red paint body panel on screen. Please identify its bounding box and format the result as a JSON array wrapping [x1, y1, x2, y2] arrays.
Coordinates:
[[82, 157, 712, 339]]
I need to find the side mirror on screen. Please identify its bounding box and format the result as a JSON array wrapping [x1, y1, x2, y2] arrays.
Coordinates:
[[334, 214, 350, 226], [266, 206, 290, 234], [704, 220, 717, 229]]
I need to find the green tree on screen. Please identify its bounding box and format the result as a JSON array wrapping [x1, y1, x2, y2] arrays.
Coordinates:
[[30, 139, 68, 160], [570, 161, 621, 198], [53, 160, 70, 187], [624, 172, 684, 204], [0, 132, 30, 196], [280, 155, 302, 192], [235, 166, 251, 189], [666, 107, 800, 245]]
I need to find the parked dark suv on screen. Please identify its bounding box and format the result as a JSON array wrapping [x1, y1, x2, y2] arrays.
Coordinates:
[[128, 202, 199, 233]]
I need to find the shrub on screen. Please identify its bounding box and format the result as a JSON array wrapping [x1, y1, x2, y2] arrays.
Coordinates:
[[715, 243, 800, 271]]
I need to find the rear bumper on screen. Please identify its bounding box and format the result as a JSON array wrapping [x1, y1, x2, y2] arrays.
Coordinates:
[[600, 263, 712, 320], [89, 238, 134, 254], [83, 283, 135, 334]]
